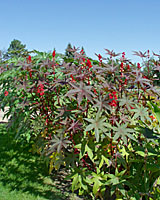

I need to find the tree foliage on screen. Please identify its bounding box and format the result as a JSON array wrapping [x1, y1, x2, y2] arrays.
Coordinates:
[[65, 43, 74, 59], [4, 39, 27, 59]]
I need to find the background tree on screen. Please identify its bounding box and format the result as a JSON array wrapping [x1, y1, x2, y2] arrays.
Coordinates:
[[65, 43, 74, 59], [4, 39, 27, 59], [0, 50, 3, 62], [142, 58, 160, 86]]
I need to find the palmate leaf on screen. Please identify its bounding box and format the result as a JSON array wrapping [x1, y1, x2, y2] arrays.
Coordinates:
[[65, 81, 95, 105], [132, 50, 147, 58], [63, 63, 81, 76], [134, 73, 152, 88], [68, 120, 82, 133], [118, 114, 130, 124], [132, 104, 150, 122], [104, 49, 120, 57], [93, 94, 111, 112], [112, 122, 136, 145], [47, 133, 71, 155], [118, 95, 135, 111], [100, 62, 119, 74], [84, 112, 110, 142], [92, 65, 106, 74], [39, 59, 56, 69]]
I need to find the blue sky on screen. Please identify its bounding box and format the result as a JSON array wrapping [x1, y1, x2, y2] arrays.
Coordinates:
[[1, 0, 160, 63]]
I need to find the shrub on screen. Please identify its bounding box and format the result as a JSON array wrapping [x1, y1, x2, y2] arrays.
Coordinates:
[[0, 48, 160, 199]]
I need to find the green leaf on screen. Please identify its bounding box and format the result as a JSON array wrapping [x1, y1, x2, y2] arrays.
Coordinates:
[[112, 122, 136, 145], [146, 163, 160, 172], [95, 128, 99, 142], [85, 112, 108, 142], [72, 173, 79, 191], [119, 186, 126, 196], [85, 144, 94, 162], [132, 105, 150, 122], [118, 95, 135, 111], [74, 144, 81, 149], [135, 151, 145, 157], [107, 176, 119, 185], [99, 155, 110, 169], [119, 146, 129, 162], [118, 170, 127, 177], [78, 175, 88, 190], [79, 140, 87, 160], [93, 179, 101, 195]]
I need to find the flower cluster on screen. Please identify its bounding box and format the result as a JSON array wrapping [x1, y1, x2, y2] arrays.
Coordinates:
[[98, 54, 102, 62], [70, 74, 76, 82], [52, 50, 56, 58], [37, 84, 44, 96], [120, 62, 124, 73], [86, 59, 92, 69], [109, 91, 117, 107], [122, 52, 125, 59], [4, 91, 8, 96], [127, 64, 131, 70], [27, 55, 32, 63], [137, 63, 141, 69]]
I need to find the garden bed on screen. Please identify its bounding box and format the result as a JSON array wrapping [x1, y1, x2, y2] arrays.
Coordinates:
[[0, 48, 160, 199]]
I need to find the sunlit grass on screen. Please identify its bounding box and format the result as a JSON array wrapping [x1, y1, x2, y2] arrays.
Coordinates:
[[0, 123, 73, 200]]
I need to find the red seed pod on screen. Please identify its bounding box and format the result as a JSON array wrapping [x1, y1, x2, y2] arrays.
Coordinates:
[[28, 55, 31, 62], [98, 54, 102, 62], [109, 93, 113, 99], [122, 52, 125, 58], [137, 63, 141, 69], [127, 64, 131, 70], [52, 50, 56, 57], [121, 62, 123, 69], [86, 59, 92, 68], [94, 89, 97, 94], [124, 78, 127, 85], [4, 91, 9, 96], [70, 74, 76, 82], [112, 91, 117, 96]]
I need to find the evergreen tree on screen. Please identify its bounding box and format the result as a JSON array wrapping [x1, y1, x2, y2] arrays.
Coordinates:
[[65, 43, 74, 58], [4, 39, 27, 59]]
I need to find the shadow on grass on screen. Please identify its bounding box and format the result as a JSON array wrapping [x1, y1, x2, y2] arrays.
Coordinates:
[[0, 123, 70, 200]]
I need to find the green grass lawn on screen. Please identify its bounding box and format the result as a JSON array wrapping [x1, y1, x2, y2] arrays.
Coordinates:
[[0, 123, 78, 200]]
